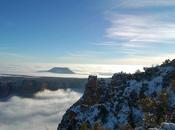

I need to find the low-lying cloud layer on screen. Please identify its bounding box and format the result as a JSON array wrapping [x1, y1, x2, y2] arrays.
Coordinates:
[[0, 89, 81, 130], [0, 63, 145, 78]]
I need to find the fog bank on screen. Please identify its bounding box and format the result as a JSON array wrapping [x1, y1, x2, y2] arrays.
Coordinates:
[[0, 89, 81, 130]]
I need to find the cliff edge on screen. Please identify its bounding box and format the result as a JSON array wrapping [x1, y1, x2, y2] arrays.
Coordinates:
[[58, 59, 175, 130]]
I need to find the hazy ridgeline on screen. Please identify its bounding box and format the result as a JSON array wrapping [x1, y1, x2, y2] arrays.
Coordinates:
[[0, 76, 87, 98]]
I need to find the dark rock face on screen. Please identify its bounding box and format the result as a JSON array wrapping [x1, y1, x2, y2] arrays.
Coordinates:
[[0, 82, 11, 97], [58, 60, 175, 130]]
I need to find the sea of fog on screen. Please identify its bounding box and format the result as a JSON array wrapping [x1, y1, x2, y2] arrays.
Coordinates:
[[0, 63, 146, 78], [0, 89, 82, 130]]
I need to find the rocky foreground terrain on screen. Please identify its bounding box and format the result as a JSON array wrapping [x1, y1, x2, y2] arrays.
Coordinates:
[[58, 59, 175, 130]]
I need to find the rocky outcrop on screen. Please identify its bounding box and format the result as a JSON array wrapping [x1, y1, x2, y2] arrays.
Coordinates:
[[58, 59, 175, 130], [80, 76, 99, 105]]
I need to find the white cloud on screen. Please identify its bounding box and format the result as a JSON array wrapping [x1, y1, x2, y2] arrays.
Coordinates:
[[88, 0, 175, 66], [83, 1, 175, 65], [106, 13, 175, 43], [0, 89, 81, 130], [99, 11, 175, 58], [116, 0, 175, 8], [59, 51, 175, 65], [104, 53, 175, 65]]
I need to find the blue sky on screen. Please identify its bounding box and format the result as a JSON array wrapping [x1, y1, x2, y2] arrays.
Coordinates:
[[1, 0, 175, 65]]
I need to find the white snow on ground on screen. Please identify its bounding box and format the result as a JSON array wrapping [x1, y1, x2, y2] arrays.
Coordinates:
[[150, 122, 175, 130]]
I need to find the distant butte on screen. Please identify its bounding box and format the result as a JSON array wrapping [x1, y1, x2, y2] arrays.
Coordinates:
[[47, 67, 75, 74]]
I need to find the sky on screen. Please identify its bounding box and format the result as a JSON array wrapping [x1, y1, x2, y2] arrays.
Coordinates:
[[1, 0, 175, 66]]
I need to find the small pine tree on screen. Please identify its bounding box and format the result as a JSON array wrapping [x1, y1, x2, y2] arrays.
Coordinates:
[[138, 97, 157, 112], [156, 90, 169, 123], [144, 112, 157, 128], [91, 122, 108, 130], [79, 122, 88, 130], [118, 124, 133, 130]]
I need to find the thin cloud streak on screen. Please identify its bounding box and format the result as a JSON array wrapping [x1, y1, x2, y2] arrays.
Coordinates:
[[116, 0, 175, 8], [106, 13, 175, 44], [105, 53, 175, 65], [98, 10, 175, 58]]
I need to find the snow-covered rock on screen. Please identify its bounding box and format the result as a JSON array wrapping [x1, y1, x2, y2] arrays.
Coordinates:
[[58, 60, 175, 130], [150, 122, 175, 130]]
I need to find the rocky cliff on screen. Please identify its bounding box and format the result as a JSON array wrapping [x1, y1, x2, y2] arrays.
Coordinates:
[[58, 59, 175, 130]]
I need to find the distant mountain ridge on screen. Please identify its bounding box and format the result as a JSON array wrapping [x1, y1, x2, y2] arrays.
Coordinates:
[[58, 59, 175, 130], [0, 77, 86, 99]]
